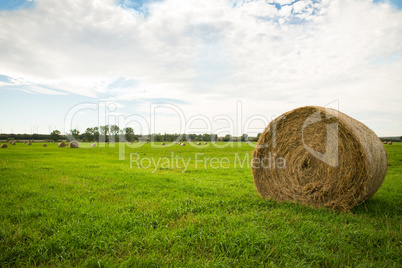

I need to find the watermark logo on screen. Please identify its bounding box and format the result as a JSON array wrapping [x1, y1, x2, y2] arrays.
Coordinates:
[[62, 100, 339, 168], [302, 104, 339, 167], [129, 152, 286, 173]]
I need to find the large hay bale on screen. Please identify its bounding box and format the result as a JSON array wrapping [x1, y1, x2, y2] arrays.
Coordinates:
[[92, 143, 97, 147], [383, 141, 387, 144], [161, 142, 165, 146], [43, 144, 47, 147], [388, 141, 392, 145], [70, 141, 79, 148], [11, 141, 16, 145], [252, 106, 387, 210], [1, 144, 8, 148], [58, 142, 66, 148]]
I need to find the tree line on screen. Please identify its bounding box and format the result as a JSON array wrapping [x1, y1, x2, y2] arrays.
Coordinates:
[[1, 126, 263, 142]]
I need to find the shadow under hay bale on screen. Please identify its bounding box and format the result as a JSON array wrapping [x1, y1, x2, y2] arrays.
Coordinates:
[[1, 144, 8, 148], [252, 106, 388, 211], [58, 142, 66, 148], [70, 141, 79, 148]]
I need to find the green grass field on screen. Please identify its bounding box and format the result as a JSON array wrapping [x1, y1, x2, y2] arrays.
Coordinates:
[[0, 142, 401, 267]]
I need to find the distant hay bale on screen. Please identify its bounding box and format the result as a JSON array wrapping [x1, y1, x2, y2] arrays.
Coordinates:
[[1, 144, 8, 148], [197, 142, 201, 145], [383, 141, 387, 144], [43, 144, 47, 147], [92, 143, 97, 147], [204, 142, 207, 145], [70, 141, 79, 148], [58, 142, 66, 148], [11, 141, 16, 145], [28, 142, 32, 145], [161, 142, 165, 146], [252, 106, 388, 211], [388, 141, 392, 145], [181, 143, 185, 146]]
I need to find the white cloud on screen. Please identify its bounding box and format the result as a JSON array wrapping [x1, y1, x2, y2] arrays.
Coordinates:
[[0, 0, 401, 135]]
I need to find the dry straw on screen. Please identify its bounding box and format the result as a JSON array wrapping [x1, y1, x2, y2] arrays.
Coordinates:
[[70, 141, 79, 148], [252, 106, 388, 211], [58, 142, 66, 148]]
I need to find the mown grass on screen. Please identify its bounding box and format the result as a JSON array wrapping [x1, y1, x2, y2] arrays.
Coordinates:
[[0, 142, 401, 267]]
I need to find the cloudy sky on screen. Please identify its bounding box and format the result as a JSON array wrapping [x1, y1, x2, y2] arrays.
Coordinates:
[[0, 0, 401, 137]]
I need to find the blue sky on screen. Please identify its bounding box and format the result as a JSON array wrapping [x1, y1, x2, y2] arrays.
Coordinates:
[[0, 0, 401, 136]]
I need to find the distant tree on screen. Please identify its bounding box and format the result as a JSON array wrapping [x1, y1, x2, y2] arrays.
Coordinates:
[[70, 129, 80, 140], [241, 133, 248, 142], [83, 128, 94, 142], [110, 125, 119, 142], [100, 125, 109, 136], [93, 127, 100, 142], [223, 134, 232, 142], [99, 125, 109, 142], [50, 130, 61, 142], [124, 127, 135, 142]]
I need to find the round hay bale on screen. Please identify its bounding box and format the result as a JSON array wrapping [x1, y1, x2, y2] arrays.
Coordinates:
[[11, 141, 16, 145], [388, 141, 392, 145], [1, 144, 8, 148], [70, 141, 79, 148], [92, 143, 97, 147], [204, 142, 207, 145], [197, 142, 201, 145], [43, 144, 47, 147], [161, 142, 165, 146], [28, 142, 32, 145], [58, 142, 66, 148], [252, 106, 388, 211], [383, 141, 387, 144], [181, 143, 185, 146]]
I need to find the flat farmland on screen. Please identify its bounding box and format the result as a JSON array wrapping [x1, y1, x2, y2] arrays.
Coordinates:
[[0, 142, 401, 267]]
